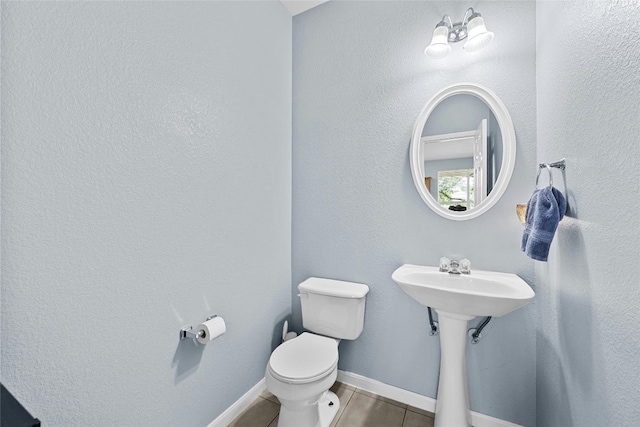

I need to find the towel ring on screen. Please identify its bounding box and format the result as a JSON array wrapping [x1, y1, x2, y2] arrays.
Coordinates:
[[536, 164, 554, 188]]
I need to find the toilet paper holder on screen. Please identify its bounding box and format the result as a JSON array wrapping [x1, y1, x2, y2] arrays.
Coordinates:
[[180, 314, 217, 340]]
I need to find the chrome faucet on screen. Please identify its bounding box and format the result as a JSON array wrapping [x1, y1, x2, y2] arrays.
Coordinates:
[[439, 257, 471, 274], [449, 259, 461, 274], [459, 258, 471, 274]]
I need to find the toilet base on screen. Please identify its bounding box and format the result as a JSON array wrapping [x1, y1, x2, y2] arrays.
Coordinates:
[[277, 390, 340, 427], [318, 391, 340, 427]]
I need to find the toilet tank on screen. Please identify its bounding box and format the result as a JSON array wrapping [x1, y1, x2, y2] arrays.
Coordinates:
[[298, 277, 369, 340]]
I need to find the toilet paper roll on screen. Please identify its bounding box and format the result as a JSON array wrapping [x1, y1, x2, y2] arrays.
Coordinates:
[[196, 316, 226, 344]]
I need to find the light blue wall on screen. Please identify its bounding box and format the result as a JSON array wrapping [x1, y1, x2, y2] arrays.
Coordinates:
[[292, 1, 537, 425], [1, 2, 291, 425], [536, 1, 640, 426]]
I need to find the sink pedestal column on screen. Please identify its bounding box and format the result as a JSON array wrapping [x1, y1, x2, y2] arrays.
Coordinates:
[[434, 310, 475, 427]]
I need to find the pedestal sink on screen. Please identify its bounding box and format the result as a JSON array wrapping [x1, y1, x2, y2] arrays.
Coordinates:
[[391, 264, 534, 427]]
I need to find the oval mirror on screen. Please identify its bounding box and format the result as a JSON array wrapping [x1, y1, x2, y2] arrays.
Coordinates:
[[410, 83, 516, 220]]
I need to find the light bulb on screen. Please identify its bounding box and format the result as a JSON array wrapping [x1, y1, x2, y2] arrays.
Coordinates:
[[463, 16, 494, 52], [425, 26, 451, 59]]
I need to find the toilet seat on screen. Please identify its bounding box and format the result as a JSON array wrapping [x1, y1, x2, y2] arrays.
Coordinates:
[[268, 333, 338, 384]]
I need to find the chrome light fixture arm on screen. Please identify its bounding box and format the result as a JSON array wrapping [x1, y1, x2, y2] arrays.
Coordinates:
[[425, 7, 494, 58]]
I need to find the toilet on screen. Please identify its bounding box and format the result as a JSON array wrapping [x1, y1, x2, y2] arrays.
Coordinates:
[[265, 277, 369, 427]]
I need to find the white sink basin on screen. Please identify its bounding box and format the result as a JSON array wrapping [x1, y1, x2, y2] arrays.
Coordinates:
[[392, 264, 534, 317], [392, 263, 535, 426]]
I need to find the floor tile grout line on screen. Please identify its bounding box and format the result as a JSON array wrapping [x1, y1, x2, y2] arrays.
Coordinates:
[[406, 405, 436, 418], [401, 407, 408, 427], [352, 387, 408, 410], [332, 385, 355, 427], [263, 396, 279, 427], [266, 401, 278, 427]]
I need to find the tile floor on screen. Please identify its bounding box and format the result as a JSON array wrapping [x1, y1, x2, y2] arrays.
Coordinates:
[[228, 382, 435, 427]]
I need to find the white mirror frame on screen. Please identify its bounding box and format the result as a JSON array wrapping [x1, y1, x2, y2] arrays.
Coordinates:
[[410, 83, 516, 221]]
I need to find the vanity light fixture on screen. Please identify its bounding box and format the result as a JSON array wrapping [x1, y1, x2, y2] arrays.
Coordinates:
[[425, 8, 494, 59]]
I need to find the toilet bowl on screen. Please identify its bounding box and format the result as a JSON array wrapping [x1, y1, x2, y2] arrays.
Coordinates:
[[265, 277, 369, 427], [265, 333, 340, 427]]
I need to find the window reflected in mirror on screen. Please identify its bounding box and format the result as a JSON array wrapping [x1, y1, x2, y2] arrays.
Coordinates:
[[437, 169, 474, 211]]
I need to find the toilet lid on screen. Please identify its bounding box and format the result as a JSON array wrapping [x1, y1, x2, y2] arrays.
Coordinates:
[[269, 333, 338, 383]]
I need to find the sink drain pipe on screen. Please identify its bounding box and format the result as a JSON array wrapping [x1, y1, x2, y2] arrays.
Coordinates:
[[468, 316, 492, 344], [427, 307, 439, 336], [426, 309, 492, 343]]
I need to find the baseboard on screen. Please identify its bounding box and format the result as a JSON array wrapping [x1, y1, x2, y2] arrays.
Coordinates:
[[337, 370, 437, 413], [208, 378, 267, 427], [208, 371, 524, 427], [337, 370, 524, 427]]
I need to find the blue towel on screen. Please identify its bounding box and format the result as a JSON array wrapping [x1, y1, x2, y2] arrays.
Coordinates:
[[521, 186, 566, 261]]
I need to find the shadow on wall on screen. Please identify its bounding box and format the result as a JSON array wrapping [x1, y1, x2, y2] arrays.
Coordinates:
[[271, 311, 294, 352], [171, 300, 217, 384], [557, 221, 597, 394], [172, 336, 207, 384], [537, 215, 611, 423], [536, 333, 574, 427]]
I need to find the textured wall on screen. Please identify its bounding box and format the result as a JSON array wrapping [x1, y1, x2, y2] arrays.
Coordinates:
[[292, 1, 537, 425], [1, 2, 291, 425], [536, 1, 640, 425]]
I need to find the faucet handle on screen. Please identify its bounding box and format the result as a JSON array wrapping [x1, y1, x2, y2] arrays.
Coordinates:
[[460, 258, 471, 274], [439, 257, 451, 272]]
